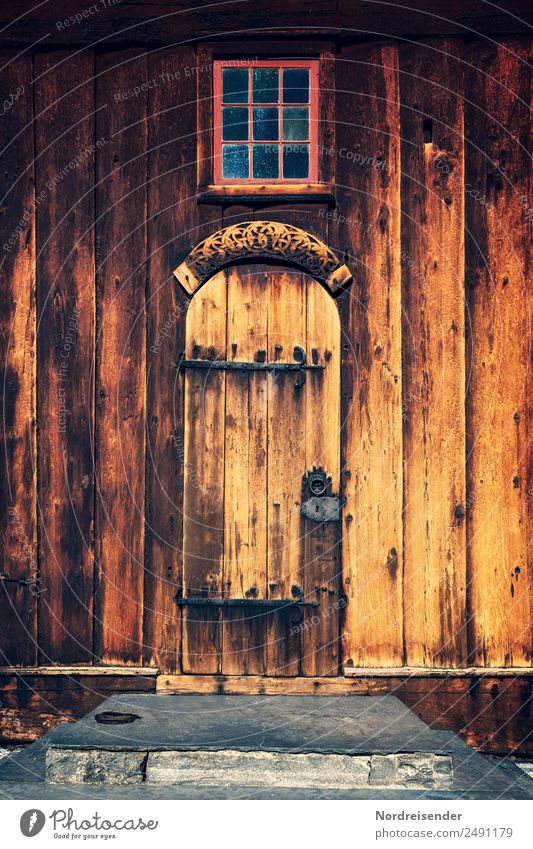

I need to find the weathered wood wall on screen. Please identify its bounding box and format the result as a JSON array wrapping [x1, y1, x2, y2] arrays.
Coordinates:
[[1, 38, 531, 679]]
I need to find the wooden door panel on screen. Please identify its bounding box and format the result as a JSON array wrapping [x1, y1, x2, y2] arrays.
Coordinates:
[[222, 265, 268, 674], [265, 269, 308, 676], [182, 271, 227, 673], [182, 264, 341, 676]]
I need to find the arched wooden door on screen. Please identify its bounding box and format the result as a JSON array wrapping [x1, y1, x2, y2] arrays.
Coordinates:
[[180, 263, 341, 676]]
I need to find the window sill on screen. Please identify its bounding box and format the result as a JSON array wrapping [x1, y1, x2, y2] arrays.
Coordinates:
[[197, 183, 335, 205]]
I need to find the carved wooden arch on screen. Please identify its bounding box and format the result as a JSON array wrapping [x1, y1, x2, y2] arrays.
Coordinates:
[[173, 221, 352, 295]]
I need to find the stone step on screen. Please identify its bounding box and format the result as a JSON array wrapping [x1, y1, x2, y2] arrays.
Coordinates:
[[38, 693, 451, 755], [2, 694, 532, 798], [41, 693, 456, 789], [146, 749, 453, 789], [45, 747, 453, 790]]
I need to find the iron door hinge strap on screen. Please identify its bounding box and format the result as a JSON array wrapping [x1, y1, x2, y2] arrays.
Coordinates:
[[175, 598, 319, 609], [0, 574, 40, 588], [175, 346, 325, 386], [175, 359, 324, 373], [175, 596, 320, 625], [175, 359, 323, 388]]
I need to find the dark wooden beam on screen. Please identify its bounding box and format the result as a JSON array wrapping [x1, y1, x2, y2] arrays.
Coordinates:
[[0, 1, 530, 45]]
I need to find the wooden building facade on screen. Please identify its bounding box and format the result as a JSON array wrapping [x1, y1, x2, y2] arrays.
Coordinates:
[[0, 1, 531, 753]]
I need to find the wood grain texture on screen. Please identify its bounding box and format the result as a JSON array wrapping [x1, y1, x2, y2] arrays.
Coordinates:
[[465, 40, 532, 667], [400, 39, 467, 667], [198, 184, 335, 204], [318, 50, 336, 185], [35, 51, 95, 664], [344, 666, 533, 677], [265, 269, 307, 675], [144, 47, 207, 673], [182, 272, 227, 673], [335, 42, 403, 666], [300, 281, 341, 676], [0, 666, 158, 676], [94, 50, 147, 664], [196, 45, 214, 190], [0, 52, 37, 665], [261, 208, 340, 674], [144, 47, 221, 673], [221, 265, 268, 674]]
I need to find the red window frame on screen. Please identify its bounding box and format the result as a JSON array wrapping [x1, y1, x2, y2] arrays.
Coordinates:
[[213, 58, 319, 184]]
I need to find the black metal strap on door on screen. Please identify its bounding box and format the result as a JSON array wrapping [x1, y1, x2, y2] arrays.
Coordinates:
[[175, 345, 324, 386], [176, 360, 324, 373], [175, 597, 320, 624]]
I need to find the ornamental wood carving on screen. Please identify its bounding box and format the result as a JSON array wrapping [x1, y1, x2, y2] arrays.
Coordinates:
[[173, 221, 352, 294]]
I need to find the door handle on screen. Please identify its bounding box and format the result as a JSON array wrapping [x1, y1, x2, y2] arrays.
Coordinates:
[[301, 466, 341, 522]]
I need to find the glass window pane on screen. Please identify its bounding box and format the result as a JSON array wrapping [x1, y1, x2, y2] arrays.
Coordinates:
[[222, 68, 248, 103], [222, 107, 248, 141], [222, 144, 249, 179], [253, 144, 279, 179], [282, 107, 309, 140], [283, 68, 309, 103], [253, 107, 279, 140], [283, 144, 309, 179], [252, 68, 279, 103]]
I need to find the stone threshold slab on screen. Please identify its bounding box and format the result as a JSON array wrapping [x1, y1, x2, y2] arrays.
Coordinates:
[[41, 694, 453, 756], [45, 747, 453, 790]]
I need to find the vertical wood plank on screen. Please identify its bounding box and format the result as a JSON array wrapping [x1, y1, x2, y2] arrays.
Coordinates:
[[266, 269, 307, 675], [0, 51, 37, 665], [221, 265, 268, 674], [335, 43, 403, 666], [400, 39, 466, 667], [144, 47, 216, 673], [182, 271, 227, 673], [300, 280, 341, 676], [318, 49, 336, 185], [465, 40, 532, 667], [144, 48, 221, 673], [35, 52, 95, 663], [95, 50, 147, 664], [196, 45, 214, 190]]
